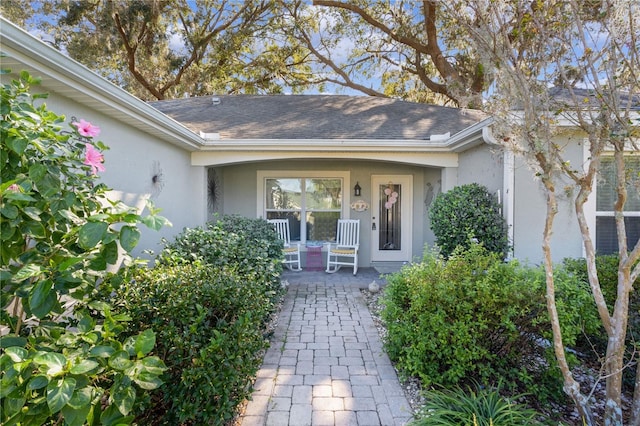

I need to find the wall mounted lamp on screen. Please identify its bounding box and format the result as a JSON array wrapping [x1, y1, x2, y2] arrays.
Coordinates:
[[354, 182, 361, 197]]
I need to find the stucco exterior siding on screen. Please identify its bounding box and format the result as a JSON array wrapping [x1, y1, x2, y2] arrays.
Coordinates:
[[458, 144, 504, 193], [511, 137, 585, 263]]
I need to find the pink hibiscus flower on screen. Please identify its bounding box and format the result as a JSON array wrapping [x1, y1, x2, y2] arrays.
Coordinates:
[[84, 144, 105, 175], [73, 119, 101, 138]]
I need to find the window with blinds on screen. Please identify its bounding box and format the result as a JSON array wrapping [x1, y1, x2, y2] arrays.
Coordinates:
[[595, 156, 640, 254], [265, 177, 342, 243]]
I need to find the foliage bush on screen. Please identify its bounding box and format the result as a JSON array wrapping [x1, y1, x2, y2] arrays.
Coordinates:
[[157, 215, 283, 294], [105, 217, 285, 424], [381, 244, 605, 406], [562, 254, 639, 388], [429, 183, 509, 258], [382, 245, 541, 388], [1, 71, 168, 425], [411, 384, 541, 426]]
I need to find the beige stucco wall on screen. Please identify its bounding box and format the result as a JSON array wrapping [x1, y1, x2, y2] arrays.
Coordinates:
[[10, 84, 207, 260], [511, 134, 585, 264], [458, 144, 504, 192]]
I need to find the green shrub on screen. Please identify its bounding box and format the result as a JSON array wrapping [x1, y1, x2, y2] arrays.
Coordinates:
[[157, 215, 282, 294], [107, 263, 280, 425], [411, 384, 541, 426], [103, 215, 286, 424], [381, 244, 606, 407], [382, 244, 542, 388], [562, 254, 639, 389], [429, 183, 509, 258], [1, 72, 167, 425]]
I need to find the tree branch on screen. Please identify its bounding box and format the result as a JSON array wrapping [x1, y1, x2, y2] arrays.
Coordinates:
[[112, 12, 164, 99]]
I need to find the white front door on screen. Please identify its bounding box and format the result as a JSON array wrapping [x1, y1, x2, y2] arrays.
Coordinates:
[[371, 175, 413, 262]]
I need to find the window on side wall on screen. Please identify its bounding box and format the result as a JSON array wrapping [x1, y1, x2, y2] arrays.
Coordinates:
[[265, 177, 343, 243], [596, 156, 640, 254]]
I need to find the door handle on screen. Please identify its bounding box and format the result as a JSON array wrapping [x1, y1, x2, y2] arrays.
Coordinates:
[[372, 217, 376, 231]]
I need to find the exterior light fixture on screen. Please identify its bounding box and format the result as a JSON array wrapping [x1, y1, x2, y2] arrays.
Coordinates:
[[354, 182, 361, 197]]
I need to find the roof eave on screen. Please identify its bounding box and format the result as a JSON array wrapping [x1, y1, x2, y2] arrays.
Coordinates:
[[445, 117, 495, 152], [198, 138, 463, 152]]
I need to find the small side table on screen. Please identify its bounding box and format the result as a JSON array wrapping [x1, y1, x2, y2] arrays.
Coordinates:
[[305, 243, 324, 271]]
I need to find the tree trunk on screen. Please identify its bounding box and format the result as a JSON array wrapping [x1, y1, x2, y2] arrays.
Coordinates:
[[632, 356, 640, 426], [541, 179, 596, 425]]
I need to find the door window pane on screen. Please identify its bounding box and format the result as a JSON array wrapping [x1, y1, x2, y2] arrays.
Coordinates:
[[379, 183, 401, 251]]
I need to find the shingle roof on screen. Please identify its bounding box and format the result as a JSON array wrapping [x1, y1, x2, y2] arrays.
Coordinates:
[[149, 95, 487, 140]]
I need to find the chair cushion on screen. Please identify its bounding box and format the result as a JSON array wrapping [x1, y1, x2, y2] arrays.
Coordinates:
[[283, 247, 298, 253], [331, 249, 355, 255]]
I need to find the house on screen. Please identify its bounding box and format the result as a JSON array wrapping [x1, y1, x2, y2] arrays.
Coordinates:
[[2, 17, 637, 269]]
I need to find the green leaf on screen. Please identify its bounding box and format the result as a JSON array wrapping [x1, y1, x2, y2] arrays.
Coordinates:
[[3, 396, 25, 417], [133, 371, 163, 390], [29, 163, 47, 183], [134, 329, 155, 357], [38, 173, 61, 198], [67, 386, 92, 409], [62, 403, 91, 426], [103, 241, 119, 265], [80, 332, 99, 344], [99, 404, 134, 426], [108, 350, 133, 371], [113, 384, 136, 416], [77, 315, 95, 333], [3, 191, 37, 202], [90, 346, 115, 358], [47, 377, 76, 414], [70, 359, 99, 375], [57, 256, 83, 272], [6, 136, 28, 154], [29, 279, 55, 319], [141, 214, 171, 231], [34, 351, 67, 376], [140, 356, 166, 375], [0, 336, 27, 349], [27, 375, 49, 390], [13, 263, 42, 281], [25, 220, 46, 238], [0, 203, 19, 219], [119, 226, 140, 252], [4, 346, 28, 362], [57, 209, 82, 223], [23, 206, 43, 221], [78, 222, 108, 249], [87, 300, 110, 312]]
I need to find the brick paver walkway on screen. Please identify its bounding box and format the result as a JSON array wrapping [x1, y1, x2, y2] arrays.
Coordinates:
[[241, 268, 413, 426]]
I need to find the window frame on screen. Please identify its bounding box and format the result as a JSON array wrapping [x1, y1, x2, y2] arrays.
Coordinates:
[[257, 170, 351, 245], [593, 153, 640, 254]]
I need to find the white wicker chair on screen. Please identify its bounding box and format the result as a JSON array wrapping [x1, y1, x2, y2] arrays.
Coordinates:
[[268, 219, 302, 271], [326, 219, 360, 275]]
